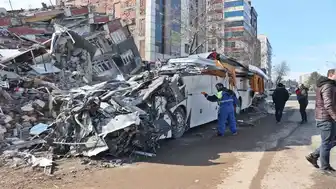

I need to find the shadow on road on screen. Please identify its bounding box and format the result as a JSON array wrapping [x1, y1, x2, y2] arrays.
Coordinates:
[[138, 105, 318, 167]]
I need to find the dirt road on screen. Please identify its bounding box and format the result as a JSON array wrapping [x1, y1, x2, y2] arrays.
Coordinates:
[[1, 96, 336, 189]]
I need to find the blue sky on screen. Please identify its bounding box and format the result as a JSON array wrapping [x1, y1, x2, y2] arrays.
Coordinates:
[[1, 0, 55, 10], [253, 0, 336, 80]]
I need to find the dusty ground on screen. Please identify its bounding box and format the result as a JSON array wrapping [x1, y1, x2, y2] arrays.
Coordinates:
[[1, 94, 336, 189]]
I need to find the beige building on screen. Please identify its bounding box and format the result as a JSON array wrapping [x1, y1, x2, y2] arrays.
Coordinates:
[[299, 73, 310, 85]]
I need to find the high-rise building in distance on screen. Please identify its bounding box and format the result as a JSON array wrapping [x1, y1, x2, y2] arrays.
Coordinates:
[[258, 34, 272, 77], [223, 0, 259, 65]]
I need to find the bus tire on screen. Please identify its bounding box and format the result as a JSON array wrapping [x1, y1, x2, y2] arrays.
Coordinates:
[[172, 106, 187, 138]]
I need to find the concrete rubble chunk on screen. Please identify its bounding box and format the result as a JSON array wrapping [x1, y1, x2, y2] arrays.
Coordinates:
[[21, 115, 37, 123], [3, 115, 13, 124], [21, 104, 34, 112], [0, 125, 6, 141], [34, 99, 46, 108]]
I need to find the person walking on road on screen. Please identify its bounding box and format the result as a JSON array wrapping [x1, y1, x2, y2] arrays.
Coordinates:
[[202, 83, 238, 136], [297, 84, 309, 124], [272, 83, 290, 123], [306, 69, 336, 174]]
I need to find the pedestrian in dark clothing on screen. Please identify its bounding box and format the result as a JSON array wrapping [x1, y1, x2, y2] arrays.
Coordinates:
[[298, 84, 309, 124], [272, 83, 290, 123], [306, 69, 336, 174]]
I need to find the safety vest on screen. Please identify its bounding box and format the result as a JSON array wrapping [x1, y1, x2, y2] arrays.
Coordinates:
[[216, 91, 234, 105]]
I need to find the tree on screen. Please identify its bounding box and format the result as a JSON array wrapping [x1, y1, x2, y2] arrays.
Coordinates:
[[273, 61, 290, 84], [306, 71, 321, 89], [283, 79, 298, 87], [167, 0, 221, 55]]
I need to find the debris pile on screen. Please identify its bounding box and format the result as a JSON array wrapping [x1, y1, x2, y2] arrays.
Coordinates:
[[0, 16, 176, 173], [0, 70, 183, 172]]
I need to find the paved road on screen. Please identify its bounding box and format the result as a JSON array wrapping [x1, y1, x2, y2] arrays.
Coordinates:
[[3, 93, 336, 189]]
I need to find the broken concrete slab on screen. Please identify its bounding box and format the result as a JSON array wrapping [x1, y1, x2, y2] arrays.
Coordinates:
[[33, 99, 46, 109], [21, 104, 34, 112]]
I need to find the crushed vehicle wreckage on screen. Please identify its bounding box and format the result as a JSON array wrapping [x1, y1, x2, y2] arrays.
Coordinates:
[[46, 73, 184, 158]]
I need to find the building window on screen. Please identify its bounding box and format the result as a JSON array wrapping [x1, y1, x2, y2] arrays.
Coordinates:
[[207, 13, 222, 21], [155, 0, 164, 54], [224, 10, 244, 18], [225, 21, 244, 27], [244, 12, 251, 21], [110, 29, 126, 44], [224, 0, 244, 8], [225, 41, 236, 48], [243, 3, 251, 15], [120, 50, 134, 65], [92, 58, 115, 74], [225, 31, 244, 38], [185, 44, 190, 54]]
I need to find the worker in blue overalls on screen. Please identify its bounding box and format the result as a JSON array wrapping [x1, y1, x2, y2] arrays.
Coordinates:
[[201, 83, 238, 136]]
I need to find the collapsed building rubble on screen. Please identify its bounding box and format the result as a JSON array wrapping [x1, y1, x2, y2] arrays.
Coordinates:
[[0, 20, 187, 173], [0, 73, 183, 169]]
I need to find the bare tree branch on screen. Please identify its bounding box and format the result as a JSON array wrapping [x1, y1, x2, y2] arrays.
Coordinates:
[[306, 71, 321, 89], [273, 61, 290, 84], [167, 1, 223, 55]]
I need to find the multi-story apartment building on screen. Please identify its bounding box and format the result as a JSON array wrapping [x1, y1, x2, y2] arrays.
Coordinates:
[[57, 0, 200, 62], [223, 0, 259, 65], [257, 34, 272, 77]]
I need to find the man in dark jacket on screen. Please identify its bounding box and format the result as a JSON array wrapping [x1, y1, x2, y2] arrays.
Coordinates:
[[272, 83, 290, 123], [298, 84, 309, 124], [306, 69, 336, 173]]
